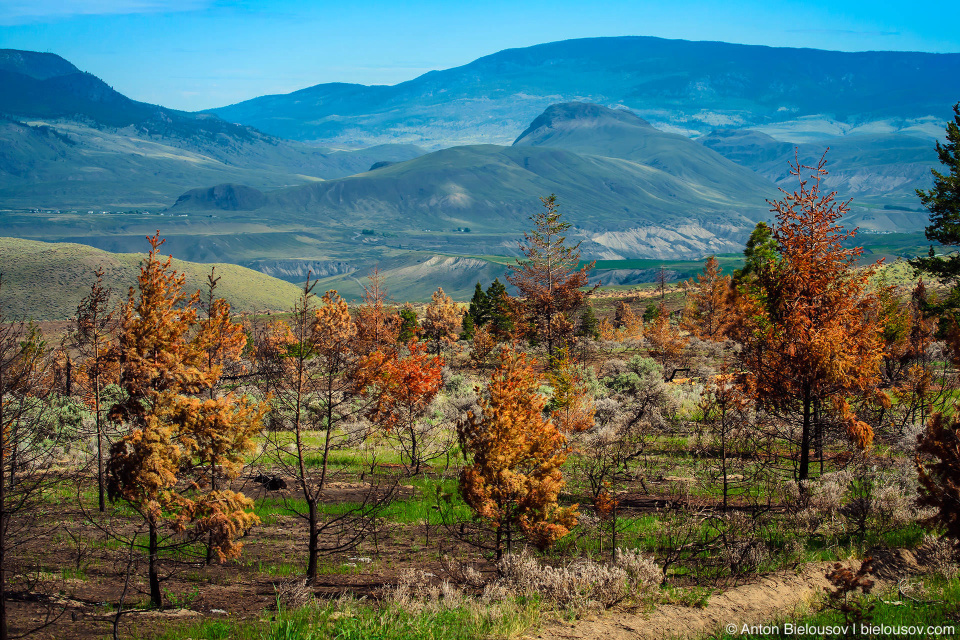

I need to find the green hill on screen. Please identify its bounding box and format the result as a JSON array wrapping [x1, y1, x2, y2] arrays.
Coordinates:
[[0, 237, 304, 320], [168, 103, 781, 260]]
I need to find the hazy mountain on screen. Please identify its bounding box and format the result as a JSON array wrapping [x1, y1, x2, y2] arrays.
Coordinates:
[[514, 102, 774, 195], [698, 128, 937, 203], [0, 50, 426, 208], [169, 103, 784, 259], [209, 36, 960, 148]]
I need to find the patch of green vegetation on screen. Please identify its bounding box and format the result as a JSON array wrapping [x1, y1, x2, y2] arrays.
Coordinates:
[[0, 236, 304, 320], [149, 594, 542, 640]]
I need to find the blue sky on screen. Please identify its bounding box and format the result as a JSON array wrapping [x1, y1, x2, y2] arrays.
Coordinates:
[[0, 0, 957, 112]]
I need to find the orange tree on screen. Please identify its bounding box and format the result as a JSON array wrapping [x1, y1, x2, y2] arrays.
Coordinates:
[[421, 287, 463, 354], [508, 195, 595, 359], [457, 348, 577, 559], [359, 340, 445, 474], [729, 156, 884, 481], [259, 283, 394, 581], [682, 256, 733, 341], [106, 233, 263, 607]]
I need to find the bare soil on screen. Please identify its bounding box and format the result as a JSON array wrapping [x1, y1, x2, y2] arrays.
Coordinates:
[[528, 552, 919, 640]]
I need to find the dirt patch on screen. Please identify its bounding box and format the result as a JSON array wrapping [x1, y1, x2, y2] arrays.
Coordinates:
[[528, 562, 838, 640], [529, 550, 926, 640]]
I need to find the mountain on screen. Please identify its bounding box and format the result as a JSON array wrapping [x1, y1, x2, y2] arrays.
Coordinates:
[[209, 36, 960, 148], [0, 50, 426, 208], [513, 102, 774, 195], [168, 103, 783, 259], [698, 128, 937, 206], [0, 236, 304, 320]]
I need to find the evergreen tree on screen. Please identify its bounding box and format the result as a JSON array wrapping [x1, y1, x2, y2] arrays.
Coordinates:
[[734, 221, 779, 283], [577, 305, 600, 340], [912, 103, 960, 307], [397, 306, 419, 343], [642, 303, 659, 324], [460, 312, 475, 341], [467, 282, 490, 327], [485, 278, 514, 337], [458, 348, 577, 558], [728, 156, 884, 481], [507, 195, 595, 358]]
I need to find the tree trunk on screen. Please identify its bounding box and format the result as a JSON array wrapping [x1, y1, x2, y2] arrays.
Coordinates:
[[814, 399, 824, 476], [798, 385, 812, 482], [95, 383, 105, 512], [306, 499, 318, 581], [148, 521, 162, 608], [0, 393, 7, 640], [721, 420, 729, 513]]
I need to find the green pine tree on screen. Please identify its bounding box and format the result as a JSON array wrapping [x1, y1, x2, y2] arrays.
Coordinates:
[[467, 282, 490, 327], [911, 103, 960, 311], [734, 221, 779, 283], [460, 312, 476, 341], [397, 307, 419, 343], [642, 303, 659, 323], [577, 305, 600, 340], [485, 278, 514, 337]]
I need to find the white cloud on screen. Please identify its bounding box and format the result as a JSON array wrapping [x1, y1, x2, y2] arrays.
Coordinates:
[[0, 0, 212, 24]]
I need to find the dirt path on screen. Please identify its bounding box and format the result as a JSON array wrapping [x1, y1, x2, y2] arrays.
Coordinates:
[[526, 562, 839, 640]]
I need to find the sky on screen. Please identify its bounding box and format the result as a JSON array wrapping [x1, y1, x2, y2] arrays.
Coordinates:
[[0, 0, 958, 112]]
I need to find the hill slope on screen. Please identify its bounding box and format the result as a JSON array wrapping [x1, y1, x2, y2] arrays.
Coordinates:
[[698, 128, 938, 206], [170, 103, 784, 259], [209, 36, 960, 147], [513, 102, 774, 195], [0, 237, 304, 320], [0, 50, 426, 208]]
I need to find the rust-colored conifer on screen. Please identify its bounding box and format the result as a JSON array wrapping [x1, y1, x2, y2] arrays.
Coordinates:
[[729, 156, 884, 481], [458, 348, 577, 558]]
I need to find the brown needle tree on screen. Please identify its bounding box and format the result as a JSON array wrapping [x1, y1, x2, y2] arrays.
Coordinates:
[[260, 282, 393, 581], [682, 256, 733, 341], [106, 233, 263, 607], [458, 348, 578, 559], [420, 287, 463, 354], [508, 195, 596, 359], [729, 155, 884, 481]]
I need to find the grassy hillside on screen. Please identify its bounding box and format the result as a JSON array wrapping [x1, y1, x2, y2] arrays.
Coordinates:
[[0, 237, 304, 320], [167, 140, 779, 260], [0, 117, 425, 209]]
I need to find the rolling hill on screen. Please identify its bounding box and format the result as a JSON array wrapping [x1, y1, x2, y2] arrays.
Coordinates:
[[0, 237, 305, 320], [0, 50, 425, 209], [170, 103, 784, 259], [209, 36, 960, 148]]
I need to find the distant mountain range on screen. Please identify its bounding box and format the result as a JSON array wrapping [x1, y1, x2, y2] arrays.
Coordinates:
[[209, 36, 960, 147], [0, 39, 950, 297], [169, 102, 782, 259], [0, 49, 425, 208]]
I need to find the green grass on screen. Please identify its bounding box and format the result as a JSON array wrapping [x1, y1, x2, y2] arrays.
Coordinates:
[[0, 236, 304, 320], [148, 594, 542, 640]]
